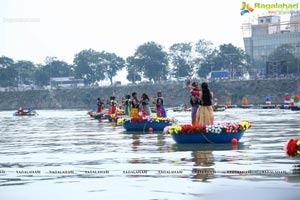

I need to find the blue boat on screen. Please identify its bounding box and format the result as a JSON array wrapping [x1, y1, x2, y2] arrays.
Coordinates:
[[261, 105, 276, 109], [290, 106, 300, 111], [171, 131, 245, 144], [123, 121, 172, 132]]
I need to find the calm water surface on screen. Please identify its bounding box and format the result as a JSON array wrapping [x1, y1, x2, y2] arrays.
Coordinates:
[[0, 109, 300, 200]]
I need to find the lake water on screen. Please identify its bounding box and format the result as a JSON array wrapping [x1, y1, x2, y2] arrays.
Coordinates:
[[0, 109, 300, 200]]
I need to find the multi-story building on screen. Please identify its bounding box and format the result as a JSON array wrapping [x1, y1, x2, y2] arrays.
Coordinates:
[[243, 13, 300, 74]]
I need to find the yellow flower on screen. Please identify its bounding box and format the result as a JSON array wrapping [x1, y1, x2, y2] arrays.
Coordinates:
[[117, 118, 124, 125], [239, 121, 251, 131], [167, 125, 182, 134]]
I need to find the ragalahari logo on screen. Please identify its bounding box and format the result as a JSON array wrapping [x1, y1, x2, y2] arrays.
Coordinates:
[[240, 2, 254, 15]]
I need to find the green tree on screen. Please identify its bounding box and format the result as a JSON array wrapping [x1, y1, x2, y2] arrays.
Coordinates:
[[169, 42, 193, 78], [33, 58, 73, 86], [43, 57, 73, 78], [126, 56, 142, 84], [98, 51, 125, 85], [0, 56, 17, 87], [14, 60, 36, 85], [197, 49, 219, 78], [198, 43, 248, 78], [268, 44, 298, 74], [133, 42, 169, 82], [217, 43, 248, 78], [193, 39, 214, 75], [73, 49, 106, 85], [34, 64, 49, 86]]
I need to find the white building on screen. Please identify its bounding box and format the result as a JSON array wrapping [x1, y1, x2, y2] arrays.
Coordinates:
[[50, 77, 84, 89]]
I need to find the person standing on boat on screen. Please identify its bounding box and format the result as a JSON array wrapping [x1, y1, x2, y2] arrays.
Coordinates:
[[195, 82, 214, 126], [123, 94, 131, 116], [141, 93, 152, 116], [97, 97, 104, 113], [153, 91, 167, 118], [187, 80, 201, 125], [108, 96, 117, 115], [129, 92, 140, 117]]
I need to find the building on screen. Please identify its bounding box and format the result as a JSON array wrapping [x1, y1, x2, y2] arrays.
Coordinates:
[[50, 77, 84, 89], [242, 13, 300, 74]]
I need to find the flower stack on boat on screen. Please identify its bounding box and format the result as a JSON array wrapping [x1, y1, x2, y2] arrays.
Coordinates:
[[164, 121, 251, 144]]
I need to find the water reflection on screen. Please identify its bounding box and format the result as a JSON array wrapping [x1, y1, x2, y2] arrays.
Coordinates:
[[131, 134, 141, 152], [170, 143, 249, 152], [191, 151, 215, 181]]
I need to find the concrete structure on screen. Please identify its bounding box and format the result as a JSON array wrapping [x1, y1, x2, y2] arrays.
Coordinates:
[[50, 77, 84, 89], [242, 13, 300, 74]]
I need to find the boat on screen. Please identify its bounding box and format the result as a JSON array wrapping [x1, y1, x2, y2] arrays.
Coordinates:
[[290, 106, 300, 111], [123, 121, 172, 132], [87, 111, 97, 117], [13, 110, 37, 116], [93, 112, 104, 119], [105, 112, 125, 122], [239, 105, 254, 109], [260, 105, 276, 109], [120, 116, 175, 132], [164, 121, 251, 144], [213, 105, 226, 112], [239, 97, 253, 108], [171, 131, 245, 144], [227, 105, 238, 108]]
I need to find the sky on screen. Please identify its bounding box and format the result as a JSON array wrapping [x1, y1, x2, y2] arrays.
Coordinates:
[[0, 0, 298, 83]]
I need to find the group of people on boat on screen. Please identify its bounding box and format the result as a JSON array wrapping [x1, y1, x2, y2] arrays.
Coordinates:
[[187, 80, 214, 126], [96, 91, 167, 118], [14, 107, 36, 116]]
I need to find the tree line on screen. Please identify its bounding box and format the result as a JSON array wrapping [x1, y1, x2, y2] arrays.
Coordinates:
[[1, 39, 298, 88]]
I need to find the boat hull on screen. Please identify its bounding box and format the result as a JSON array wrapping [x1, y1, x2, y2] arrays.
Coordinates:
[[290, 106, 300, 111], [123, 121, 171, 132], [13, 112, 37, 116], [261, 105, 276, 109], [171, 131, 245, 144]]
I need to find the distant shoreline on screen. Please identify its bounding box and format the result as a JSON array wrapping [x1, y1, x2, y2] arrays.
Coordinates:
[[0, 78, 299, 111]]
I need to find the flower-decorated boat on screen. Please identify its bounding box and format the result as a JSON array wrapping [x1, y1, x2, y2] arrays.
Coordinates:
[[119, 116, 175, 132], [164, 121, 251, 144]]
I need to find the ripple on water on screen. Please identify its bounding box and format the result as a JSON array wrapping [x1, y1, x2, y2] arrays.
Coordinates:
[[0, 109, 300, 199]]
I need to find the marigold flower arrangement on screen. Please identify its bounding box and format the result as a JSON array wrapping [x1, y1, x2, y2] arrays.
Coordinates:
[[285, 139, 300, 156], [117, 116, 175, 125], [164, 121, 251, 134]]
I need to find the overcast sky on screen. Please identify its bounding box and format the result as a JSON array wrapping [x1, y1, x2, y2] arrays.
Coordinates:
[[0, 0, 297, 82]]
